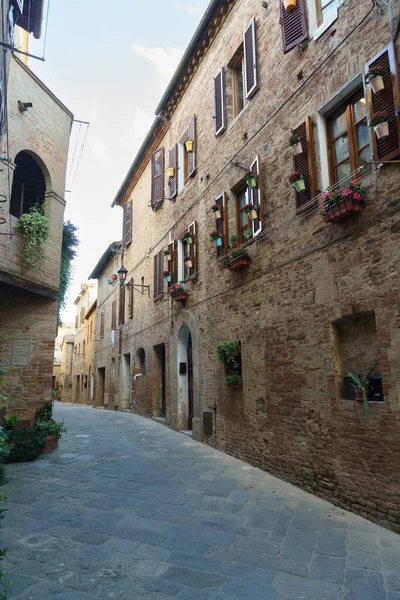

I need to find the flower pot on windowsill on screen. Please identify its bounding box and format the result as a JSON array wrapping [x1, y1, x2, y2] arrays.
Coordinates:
[[173, 292, 188, 303], [164, 252, 171, 261], [185, 260, 193, 268], [164, 274, 172, 282], [167, 167, 175, 178], [290, 141, 303, 156], [369, 76, 384, 94], [246, 174, 257, 189], [323, 197, 364, 223], [212, 208, 222, 220], [247, 209, 258, 221], [227, 256, 251, 271], [215, 237, 223, 247], [283, 0, 297, 12], [293, 179, 306, 193], [374, 121, 389, 139]]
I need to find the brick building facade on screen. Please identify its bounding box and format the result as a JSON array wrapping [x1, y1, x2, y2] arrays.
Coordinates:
[[91, 0, 400, 530], [70, 284, 97, 405], [0, 9, 73, 423]]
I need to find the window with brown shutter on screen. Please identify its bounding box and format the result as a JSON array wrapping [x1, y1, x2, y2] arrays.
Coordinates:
[[80, 307, 85, 323], [292, 116, 316, 209], [184, 222, 197, 279], [215, 193, 228, 258], [128, 279, 134, 319], [153, 251, 163, 301], [365, 43, 400, 162], [151, 148, 165, 208], [250, 156, 263, 237], [168, 242, 177, 285], [122, 201, 132, 247], [168, 145, 178, 199], [188, 115, 196, 177], [111, 300, 117, 330], [214, 68, 226, 136], [243, 18, 258, 99], [119, 284, 125, 325], [280, 0, 308, 54], [100, 310, 105, 339]]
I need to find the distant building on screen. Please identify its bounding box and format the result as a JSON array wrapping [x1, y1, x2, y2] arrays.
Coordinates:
[[71, 284, 97, 404], [53, 324, 75, 390]]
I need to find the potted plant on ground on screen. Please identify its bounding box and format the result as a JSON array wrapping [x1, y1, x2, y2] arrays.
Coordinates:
[[220, 235, 251, 271], [289, 135, 303, 156], [346, 362, 378, 415], [244, 203, 258, 221], [321, 180, 365, 223], [163, 270, 172, 283], [283, 0, 297, 12], [246, 173, 257, 189], [365, 66, 385, 94], [164, 249, 171, 261], [210, 230, 223, 247], [289, 172, 306, 193], [35, 417, 66, 453], [369, 111, 389, 139], [184, 255, 193, 268], [168, 282, 188, 302], [225, 373, 243, 388], [211, 203, 222, 220], [182, 231, 193, 244]]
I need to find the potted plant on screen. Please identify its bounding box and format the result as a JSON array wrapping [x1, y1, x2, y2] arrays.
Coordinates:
[[167, 167, 175, 178], [216, 340, 240, 368], [346, 363, 377, 415], [369, 111, 389, 139], [211, 203, 222, 220], [168, 282, 188, 302], [243, 228, 253, 240], [321, 180, 365, 223], [210, 230, 223, 247], [283, 0, 297, 12], [111, 274, 118, 281], [220, 235, 251, 271], [163, 270, 172, 283], [164, 249, 171, 261], [289, 172, 306, 193], [17, 204, 50, 270], [225, 373, 243, 388], [289, 135, 303, 156], [185, 139, 193, 153], [184, 255, 193, 268], [365, 66, 385, 94], [35, 418, 67, 453], [182, 231, 193, 244], [246, 173, 257, 189], [114, 400, 119, 411], [244, 203, 258, 221]]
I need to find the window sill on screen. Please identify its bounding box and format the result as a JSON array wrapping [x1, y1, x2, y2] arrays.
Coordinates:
[[227, 102, 250, 132]]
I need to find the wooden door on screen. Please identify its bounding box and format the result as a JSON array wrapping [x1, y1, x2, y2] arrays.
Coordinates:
[[187, 333, 193, 430]]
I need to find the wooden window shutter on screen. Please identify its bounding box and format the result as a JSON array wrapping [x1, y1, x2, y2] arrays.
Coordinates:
[[243, 18, 258, 99], [153, 251, 163, 301], [188, 222, 197, 276], [111, 301, 117, 330], [172, 242, 178, 284], [292, 116, 316, 210], [151, 148, 165, 207], [80, 307, 85, 323], [168, 242, 177, 284], [119, 284, 125, 325], [215, 193, 228, 258], [280, 0, 308, 54], [168, 144, 178, 200], [188, 115, 196, 177], [122, 201, 132, 247], [128, 279, 134, 319], [250, 156, 263, 237], [75, 314, 78, 329], [214, 68, 226, 136], [365, 43, 400, 162]]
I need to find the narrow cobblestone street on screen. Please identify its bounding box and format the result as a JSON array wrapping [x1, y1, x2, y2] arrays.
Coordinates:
[[1, 404, 399, 600]]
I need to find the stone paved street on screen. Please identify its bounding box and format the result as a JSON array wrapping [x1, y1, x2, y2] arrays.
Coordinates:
[[1, 404, 400, 600]]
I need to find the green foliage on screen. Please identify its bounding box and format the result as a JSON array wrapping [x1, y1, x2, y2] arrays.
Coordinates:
[[5, 427, 46, 463], [0, 493, 11, 598], [304, 467, 316, 481], [17, 204, 50, 270], [35, 402, 53, 422], [0, 466, 6, 487], [346, 362, 378, 416], [216, 341, 241, 369], [3, 415, 18, 431], [0, 427, 10, 466], [0, 370, 6, 405], [225, 373, 242, 387], [58, 221, 79, 326], [35, 419, 66, 440]]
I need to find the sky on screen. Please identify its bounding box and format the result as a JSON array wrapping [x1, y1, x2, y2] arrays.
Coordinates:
[[29, 0, 208, 323]]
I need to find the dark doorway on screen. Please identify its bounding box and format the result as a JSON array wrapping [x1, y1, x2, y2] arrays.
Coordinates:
[[97, 367, 105, 407], [154, 344, 166, 418], [187, 333, 193, 430], [10, 151, 46, 218]]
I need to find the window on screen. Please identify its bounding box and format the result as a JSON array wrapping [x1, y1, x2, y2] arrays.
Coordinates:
[[280, 0, 308, 53], [177, 115, 197, 193], [122, 201, 132, 247], [153, 251, 163, 301], [237, 186, 250, 242], [10, 152, 46, 218], [327, 89, 371, 185], [183, 222, 197, 279], [232, 52, 245, 117], [151, 148, 164, 209], [235, 156, 263, 240], [100, 310, 104, 339], [80, 307, 85, 323], [119, 284, 125, 325], [128, 279, 134, 319], [75, 314, 78, 329], [319, 0, 340, 22], [83, 341, 86, 357], [111, 300, 117, 330]]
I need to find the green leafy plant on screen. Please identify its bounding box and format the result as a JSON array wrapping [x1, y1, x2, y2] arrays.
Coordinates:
[[289, 135, 301, 146], [346, 362, 378, 415], [365, 66, 384, 82], [0, 493, 11, 598], [35, 418, 66, 440], [225, 373, 242, 387], [35, 402, 53, 422], [17, 204, 50, 270], [369, 111, 389, 127], [58, 221, 79, 325], [5, 427, 46, 463], [220, 236, 250, 270], [3, 415, 19, 431], [216, 340, 241, 370], [0, 370, 7, 405]]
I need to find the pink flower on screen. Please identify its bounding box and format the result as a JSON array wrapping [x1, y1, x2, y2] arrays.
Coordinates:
[[351, 180, 359, 186], [353, 192, 361, 200]]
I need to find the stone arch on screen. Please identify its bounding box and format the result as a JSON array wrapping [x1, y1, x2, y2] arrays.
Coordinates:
[[170, 310, 200, 439], [10, 143, 53, 193], [136, 347, 146, 374], [9, 150, 52, 218]]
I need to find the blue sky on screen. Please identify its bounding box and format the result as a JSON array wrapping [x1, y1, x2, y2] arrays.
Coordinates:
[[29, 0, 207, 321]]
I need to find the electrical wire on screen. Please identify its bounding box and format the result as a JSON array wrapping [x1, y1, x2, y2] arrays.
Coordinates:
[[69, 122, 89, 190], [42, 0, 51, 59], [66, 122, 82, 189]]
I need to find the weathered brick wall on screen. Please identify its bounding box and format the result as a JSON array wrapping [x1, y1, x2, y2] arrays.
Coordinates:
[[96, 0, 400, 530], [71, 286, 96, 404]]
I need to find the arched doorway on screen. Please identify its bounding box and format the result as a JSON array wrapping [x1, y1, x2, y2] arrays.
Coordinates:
[[10, 151, 46, 218], [177, 324, 194, 431]]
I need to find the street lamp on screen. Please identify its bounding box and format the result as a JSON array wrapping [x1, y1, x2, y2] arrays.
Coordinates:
[[117, 265, 128, 286]]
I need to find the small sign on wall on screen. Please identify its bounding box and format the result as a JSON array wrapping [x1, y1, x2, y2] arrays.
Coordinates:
[[10, 339, 31, 367]]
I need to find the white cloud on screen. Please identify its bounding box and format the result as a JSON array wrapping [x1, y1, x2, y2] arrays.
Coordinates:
[[91, 139, 110, 164], [118, 107, 154, 153], [175, 1, 206, 15], [131, 44, 183, 81]]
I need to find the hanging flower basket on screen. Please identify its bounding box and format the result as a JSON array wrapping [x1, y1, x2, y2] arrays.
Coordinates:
[[164, 250, 171, 260], [168, 283, 188, 303], [289, 172, 306, 193], [185, 139, 193, 153], [369, 111, 389, 139], [244, 203, 258, 221], [167, 167, 175, 178], [374, 122, 389, 139], [163, 270, 172, 282], [210, 230, 223, 246], [365, 67, 385, 94], [321, 180, 365, 223], [211, 203, 222, 219], [227, 256, 252, 271], [111, 274, 118, 281], [246, 173, 257, 189], [289, 135, 303, 156], [185, 256, 193, 268], [283, 0, 297, 12], [182, 232, 193, 244]]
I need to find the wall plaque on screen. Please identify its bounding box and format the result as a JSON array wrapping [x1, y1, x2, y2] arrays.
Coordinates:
[[11, 339, 31, 367]]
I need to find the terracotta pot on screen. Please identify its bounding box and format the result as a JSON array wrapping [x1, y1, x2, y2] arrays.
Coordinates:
[[355, 388, 363, 400], [41, 435, 58, 454], [227, 256, 251, 271], [374, 122, 389, 139], [173, 292, 188, 303], [283, 0, 297, 12], [291, 141, 303, 156], [369, 76, 384, 94], [323, 197, 364, 223]]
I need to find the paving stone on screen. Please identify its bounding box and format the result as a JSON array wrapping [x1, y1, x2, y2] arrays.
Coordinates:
[[237, 550, 308, 577], [142, 578, 184, 596], [102, 535, 139, 553], [386, 571, 400, 592], [198, 531, 235, 546], [310, 555, 345, 584], [282, 528, 316, 562], [273, 572, 342, 599], [343, 568, 386, 600], [346, 550, 382, 570], [7, 573, 37, 597], [314, 529, 346, 558], [233, 535, 280, 555], [219, 561, 274, 585], [222, 578, 278, 599], [383, 549, 400, 571], [161, 565, 227, 589], [73, 531, 110, 545], [169, 552, 221, 572]]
